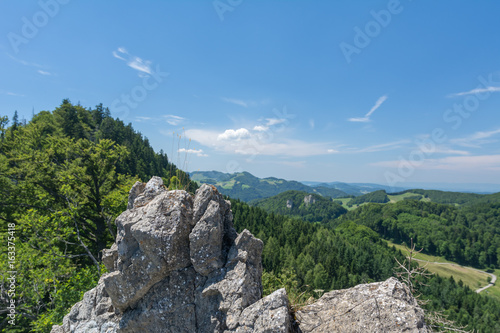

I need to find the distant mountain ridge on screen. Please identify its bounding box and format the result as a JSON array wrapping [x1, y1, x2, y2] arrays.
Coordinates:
[[302, 181, 407, 196], [190, 171, 333, 202], [190, 170, 500, 204], [190, 171, 404, 202]]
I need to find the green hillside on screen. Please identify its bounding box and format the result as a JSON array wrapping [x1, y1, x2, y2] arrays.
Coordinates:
[[391, 189, 484, 205], [332, 188, 500, 209], [346, 189, 390, 207], [333, 200, 500, 269], [233, 199, 500, 332], [0, 101, 195, 332], [251, 190, 347, 223], [190, 170, 349, 201]]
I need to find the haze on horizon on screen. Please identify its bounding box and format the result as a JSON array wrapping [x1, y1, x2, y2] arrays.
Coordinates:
[[2, 1, 500, 187]]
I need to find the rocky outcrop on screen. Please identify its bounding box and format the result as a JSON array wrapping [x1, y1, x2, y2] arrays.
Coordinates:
[[303, 195, 316, 206], [286, 199, 293, 209], [52, 177, 428, 333], [295, 277, 428, 333], [52, 178, 290, 333]]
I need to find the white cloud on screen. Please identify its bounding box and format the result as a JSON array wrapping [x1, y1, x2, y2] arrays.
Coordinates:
[[251, 118, 287, 132], [113, 47, 152, 75], [185, 128, 335, 157], [135, 116, 152, 122], [128, 56, 152, 75], [0, 90, 24, 97], [217, 128, 251, 141], [449, 86, 500, 97], [37, 70, 52, 75], [222, 97, 248, 108], [253, 125, 268, 132], [163, 115, 185, 126], [178, 148, 208, 157], [185, 126, 411, 158], [221, 97, 271, 108], [348, 95, 387, 122], [265, 118, 286, 126], [112, 50, 126, 61]]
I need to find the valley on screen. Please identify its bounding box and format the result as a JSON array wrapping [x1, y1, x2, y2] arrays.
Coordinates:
[[387, 241, 499, 300]]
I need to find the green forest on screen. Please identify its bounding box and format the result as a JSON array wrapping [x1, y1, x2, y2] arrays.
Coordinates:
[[1, 101, 499, 332], [0, 101, 195, 332], [231, 199, 500, 332], [333, 200, 500, 269], [346, 189, 390, 206], [251, 190, 347, 223]]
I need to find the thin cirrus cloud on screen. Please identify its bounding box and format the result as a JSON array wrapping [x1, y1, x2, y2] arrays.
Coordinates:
[[0, 90, 24, 97], [163, 115, 185, 126], [348, 95, 387, 122], [221, 97, 248, 108], [135, 116, 152, 122], [252, 118, 287, 132], [221, 97, 271, 108], [448, 86, 500, 97], [450, 128, 500, 148], [113, 47, 152, 76], [37, 70, 52, 75], [345, 140, 410, 153], [6, 53, 43, 68]]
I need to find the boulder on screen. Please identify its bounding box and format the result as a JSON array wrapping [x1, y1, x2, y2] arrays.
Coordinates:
[[295, 277, 428, 333]]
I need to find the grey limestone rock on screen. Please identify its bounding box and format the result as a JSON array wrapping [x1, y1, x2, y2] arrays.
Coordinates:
[[103, 187, 194, 311], [295, 277, 428, 333], [52, 179, 428, 333], [131, 176, 165, 208], [303, 195, 316, 206], [126, 181, 146, 210], [52, 182, 289, 333], [231, 288, 290, 333], [55, 276, 119, 333]]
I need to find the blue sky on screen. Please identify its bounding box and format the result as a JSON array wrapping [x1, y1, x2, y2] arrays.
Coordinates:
[[2, 0, 500, 186]]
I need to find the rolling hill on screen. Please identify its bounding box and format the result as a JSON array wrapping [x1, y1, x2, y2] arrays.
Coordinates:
[[190, 171, 349, 201], [250, 190, 347, 223], [302, 181, 407, 196]]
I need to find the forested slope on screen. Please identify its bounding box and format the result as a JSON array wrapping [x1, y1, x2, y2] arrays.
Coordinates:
[[0, 101, 195, 332], [392, 189, 483, 205], [333, 200, 500, 269], [232, 199, 500, 332], [250, 190, 347, 223]]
